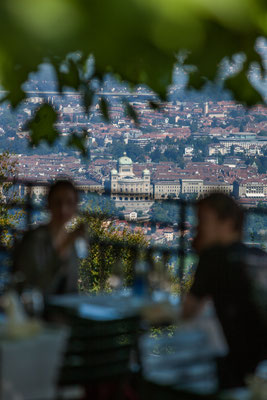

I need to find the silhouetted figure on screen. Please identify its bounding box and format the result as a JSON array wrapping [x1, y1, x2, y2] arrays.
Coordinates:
[[182, 193, 267, 388], [13, 180, 84, 295]]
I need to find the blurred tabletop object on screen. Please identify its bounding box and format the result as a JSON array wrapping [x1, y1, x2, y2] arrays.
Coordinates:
[[46, 292, 145, 392], [140, 303, 228, 398], [46, 290, 180, 322], [141, 381, 252, 400], [46, 293, 230, 399], [0, 326, 68, 400]]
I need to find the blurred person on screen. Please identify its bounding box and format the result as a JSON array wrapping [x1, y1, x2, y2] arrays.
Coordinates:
[[13, 180, 85, 295], [182, 193, 267, 388]]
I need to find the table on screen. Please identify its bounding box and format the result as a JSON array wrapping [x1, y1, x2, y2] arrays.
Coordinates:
[[46, 293, 142, 392], [46, 293, 228, 399], [141, 380, 252, 400]]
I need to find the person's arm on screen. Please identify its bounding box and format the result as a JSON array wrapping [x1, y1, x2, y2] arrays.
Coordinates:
[[13, 228, 62, 291], [182, 293, 208, 320], [181, 251, 213, 320], [13, 230, 46, 289]]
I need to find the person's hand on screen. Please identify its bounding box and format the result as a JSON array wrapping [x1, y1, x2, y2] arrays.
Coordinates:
[[55, 223, 87, 259]]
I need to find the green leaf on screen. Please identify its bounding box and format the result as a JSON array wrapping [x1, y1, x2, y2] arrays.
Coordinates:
[[52, 62, 64, 93], [0, 63, 28, 108], [81, 83, 94, 113], [99, 97, 110, 122], [52, 58, 81, 92], [124, 101, 139, 124], [149, 101, 160, 110], [67, 131, 89, 158], [187, 71, 206, 90], [0, 0, 265, 134], [62, 59, 80, 90], [225, 68, 264, 106], [0, 88, 26, 109], [26, 104, 59, 146]]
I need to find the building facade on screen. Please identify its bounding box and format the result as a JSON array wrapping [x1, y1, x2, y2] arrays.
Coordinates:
[[233, 180, 267, 199], [109, 153, 153, 210], [154, 181, 180, 199], [180, 179, 203, 195], [181, 178, 233, 197]]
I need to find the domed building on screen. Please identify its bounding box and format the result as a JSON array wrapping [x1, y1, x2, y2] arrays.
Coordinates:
[[109, 153, 153, 210]]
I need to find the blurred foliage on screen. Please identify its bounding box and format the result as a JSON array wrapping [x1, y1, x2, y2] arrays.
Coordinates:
[[78, 207, 147, 292], [0, 0, 265, 154], [79, 195, 118, 216], [0, 152, 23, 247], [26, 104, 59, 147], [150, 201, 179, 224]]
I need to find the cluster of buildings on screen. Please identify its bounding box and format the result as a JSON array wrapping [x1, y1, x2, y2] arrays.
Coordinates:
[[208, 132, 267, 159], [3, 41, 266, 218], [13, 149, 267, 210], [108, 154, 267, 209]]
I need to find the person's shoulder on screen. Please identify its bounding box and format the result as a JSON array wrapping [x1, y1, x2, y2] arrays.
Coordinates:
[[200, 242, 244, 265], [226, 242, 267, 267], [245, 245, 267, 267], [201, 244, 229, 259], [228, 241, 247, 256], [232, 242, 267, 258], [198, 245, 227, 270]]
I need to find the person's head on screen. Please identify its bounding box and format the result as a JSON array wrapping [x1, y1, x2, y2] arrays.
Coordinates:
[[194, 193, 244, 254], [47, 179, 78, 227]]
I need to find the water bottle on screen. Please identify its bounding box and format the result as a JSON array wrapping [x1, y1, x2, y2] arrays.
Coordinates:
[[75, 237, 88, 259], [133, 259, 150, 298]]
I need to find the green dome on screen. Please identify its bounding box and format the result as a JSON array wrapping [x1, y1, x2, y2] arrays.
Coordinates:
[[118, 152, 133, 165]]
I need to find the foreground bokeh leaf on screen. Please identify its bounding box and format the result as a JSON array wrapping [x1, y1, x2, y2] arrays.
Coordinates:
[[225, 68, 264, 106], [0, 0, 265, 154], [99, 98, 110, 122], [67, 131, 89, 157], [26, 104, 59, 146]]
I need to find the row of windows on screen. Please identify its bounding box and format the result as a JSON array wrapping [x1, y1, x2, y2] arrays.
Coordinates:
[[246, 186, 264, 189], [113, 196, 149, 201], [156, 186, 179, 189], [246, 189, 264, 192], [113, 184, 149, 187], [118, 188, 149, 193], [158, 188, 179, 192]]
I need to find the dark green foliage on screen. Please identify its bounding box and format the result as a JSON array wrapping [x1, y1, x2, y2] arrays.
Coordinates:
[[124, 101, 139, 124], [149, 101, 160, 110], [99, 98, 110, 122], [0, 152, 23, 247], [150, 202, 179, 225], [67, 130, 89, 158], [26, 104, 59, 146], [109, 141, 146, 162], [255, 156, 267, 174], [80, 194, 117, 215], [225, 68, 264, 106], [78, 209, 147, 292], [150, 149, 162, 162], [0, 0, 265, 155]]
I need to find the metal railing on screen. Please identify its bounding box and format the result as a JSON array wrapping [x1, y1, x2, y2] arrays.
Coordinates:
[[1, 178, 267, 295]]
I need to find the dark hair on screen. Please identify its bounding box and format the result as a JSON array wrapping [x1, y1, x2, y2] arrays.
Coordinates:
[[47, 179, 78, 205], [197, 192, 244, 233]]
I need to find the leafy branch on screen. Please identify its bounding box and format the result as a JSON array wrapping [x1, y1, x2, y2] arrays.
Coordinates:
[[0, 0, 265, 154]]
